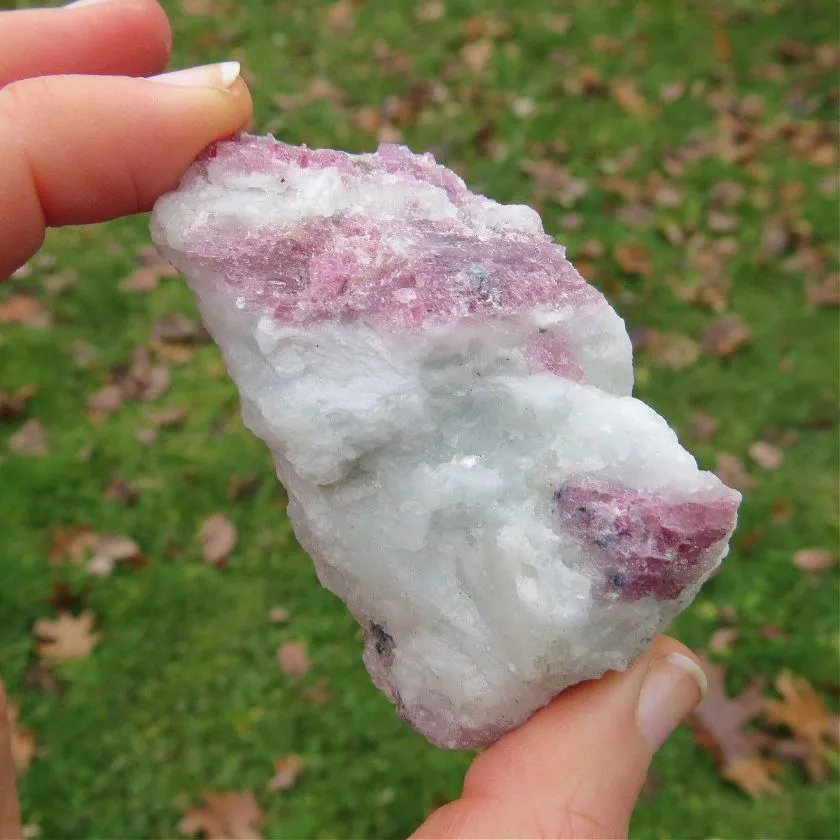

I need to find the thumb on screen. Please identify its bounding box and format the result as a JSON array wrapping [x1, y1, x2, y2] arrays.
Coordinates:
[[0, 64, 251, 278], [412, 635, 707, 839]]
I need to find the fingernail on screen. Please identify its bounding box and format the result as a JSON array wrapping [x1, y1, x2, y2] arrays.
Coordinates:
[[149, 61, 241, 90], [637, 652, 707, 752], [65, 0, 121, 7]]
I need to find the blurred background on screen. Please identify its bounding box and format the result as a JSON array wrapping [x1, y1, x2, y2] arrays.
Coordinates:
[[1, 0, 838, 837]]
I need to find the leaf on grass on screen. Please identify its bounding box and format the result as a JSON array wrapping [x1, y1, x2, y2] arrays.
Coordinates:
[[227, 475, 263, 501], [765, 672, 837, 782], [611, 79, 653, 117], [277, 641, 311, 678], [700, 315, 752, 357], [9, 419, 48, 456], [104, 476, 140, 506], [47, 581, 90, 613], [148, 407, 189, 428], [0, 296, 51, 327], [748, 441, 783, 471], [690, 411, 719, 440], [709, 627, 739, 654], [805, 273, 840, 308], [0, 384, 37, 421], [153, 314, 209, 344], [415, 1, 445, 23], [119, 267, 160, 294], [116, 347, 171, 402], [267, 753, 303, 791], [692, 658, 779, 797], [644, 331, 699, 371], [87, 534, 145, 577], [199, 514, 237, 567], [34, 611, 100, 666], [461, 38, 494, 73], [614, 241, 652, 277], [715, 453, 756, 492], [267, 607, 290, 624], [302, 676, 332, 705], [85, 385, 123, 424], [792, 548, 836, 575], [178, 791, 264, 840], [6, 702, 36, 774]]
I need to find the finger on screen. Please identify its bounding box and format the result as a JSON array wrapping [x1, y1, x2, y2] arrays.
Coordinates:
[[412, 636, 707, 839], [0, 680, 22, 840], [0, 64, 252, 279], [0, 0, 172, 87]]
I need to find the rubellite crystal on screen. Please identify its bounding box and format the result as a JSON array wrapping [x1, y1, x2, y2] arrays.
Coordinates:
[[151, 134, 740, 748]]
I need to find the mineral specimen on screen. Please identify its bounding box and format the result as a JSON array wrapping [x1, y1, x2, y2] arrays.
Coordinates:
[[150, 134, 740, 748]]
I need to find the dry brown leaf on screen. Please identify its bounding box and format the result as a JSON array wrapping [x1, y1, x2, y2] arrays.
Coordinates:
[[119, 267, 160, 293], [805, 273, 840, 308], [461, 38, 494, 73], [227, 474, 262, 501], [0, 296, 50, 326], [765, 672, 836, 781], [645, 332, 699, 371], [48, 525, 96, 565], [178, 791, 264, 840], [85, 385, 123, 423], [87, 534, 145, 577], [34, 611, 100, 666], [712, 22, 732, 63], [148, 407, 188, 428], [715, 453, 757, 492], [267, 607, 290, 624], [6, 702, 36, 774], [0, 384, 37, 421], [415, 1, 444, 22], [104, 476, 139, 506], [693, 658, 778, 797], [199, 514, 237, 567], [266, 753, 303, 791], [611, 80, 652, 117], [700, 315, 751, 357], [792, 548, 836, 575], [277, 641, 310, 678], [9, 419, 48, 456], [153, 314, 208, 344], [723, 756, 783, 797], [614, 241, 652, 277], [118, 347, 171, 402], [709, 627, 739, 654], [325, 0, 356, 31], [690, 411, 720, 440], [302, 676, 332, 705], [748, 441, 783, 471]]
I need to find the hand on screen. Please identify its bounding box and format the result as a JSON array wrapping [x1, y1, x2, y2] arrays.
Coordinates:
[[0, 0, 252, 280], [412, 635, 706, 839]]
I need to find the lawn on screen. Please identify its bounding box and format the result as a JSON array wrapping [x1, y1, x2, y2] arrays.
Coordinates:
[[1, 0, 838, 838]]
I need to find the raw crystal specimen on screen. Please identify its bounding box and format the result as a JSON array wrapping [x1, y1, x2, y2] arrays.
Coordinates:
[[151, 134, 740, 748]]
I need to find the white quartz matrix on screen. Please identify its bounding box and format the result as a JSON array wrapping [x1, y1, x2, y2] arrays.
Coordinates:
[[151, 134, 740, 749]]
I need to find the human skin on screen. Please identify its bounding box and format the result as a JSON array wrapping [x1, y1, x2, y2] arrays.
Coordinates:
[[0, 2, 707, 838]]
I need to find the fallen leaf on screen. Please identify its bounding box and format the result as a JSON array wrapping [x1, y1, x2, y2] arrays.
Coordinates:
[[611, 79, 652, 117], [461, 38, 494, 73], [42, 268, 78, 296], [690, 411, 720, 440], [85, 385, 123, 423], [9, 419, 48, 456], [178, 791, 264, 840], [715, 453, 756, 492], [792, 548, 836, 574], [87, 534, 145, 577], [152, 314, 208, 344], [693, 658, 778, 797], [104, 476, 140, 506], [748, 441, 783, 471], [0, 296, 50, 326], [0, 384, 37, 421], [805, 273, 840, 308], [46, 581, 90, 613], [199, 514, 237, 567], [700, 315, 752, 357], [712, 22, 732, 62], [710, 180, 745, 207], [33, 611, 100, 666], [227, 474, 263, 501], [117, 347, 171, 402], [148, 407, 188, 428], [707, 210, 739, 233], [48, 525, 96, 565], [266, 753, 303, 791], [415, 1, 444, 22], [765, 672, 836, 781], [70, 341, 100, 368], [325, 0, 356, 31], [302, 676, 332, 705], [760, 217, 792, 257], [119, 267, 160, 293], [6, 702, 36, 773], [277, 641, 310, 678], [267, 607, 290, 624], [709, 627, 739, 654], [23, 664, 64, 695], [645, 331, 699, 371], [614, 241, 652, 277]]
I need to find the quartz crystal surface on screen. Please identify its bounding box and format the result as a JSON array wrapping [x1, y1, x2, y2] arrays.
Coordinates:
[[151, 133, 741, 748]]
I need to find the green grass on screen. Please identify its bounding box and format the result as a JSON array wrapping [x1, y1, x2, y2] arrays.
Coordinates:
[[2, 0, 839, 837]]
